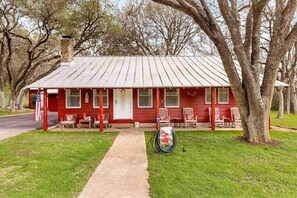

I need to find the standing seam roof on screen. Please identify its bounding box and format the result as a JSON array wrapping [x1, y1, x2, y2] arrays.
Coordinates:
[[27, 56, 288, 88]]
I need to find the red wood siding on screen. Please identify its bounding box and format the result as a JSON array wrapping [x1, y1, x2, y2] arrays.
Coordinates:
[[57, 88, 237, 123], [48, 94, 58, 112]]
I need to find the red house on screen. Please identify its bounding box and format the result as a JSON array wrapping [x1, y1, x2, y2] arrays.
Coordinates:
[[27, 37, 287, 131]]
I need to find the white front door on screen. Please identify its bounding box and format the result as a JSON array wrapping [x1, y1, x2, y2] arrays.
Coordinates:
[[114, 89, 133, 119]]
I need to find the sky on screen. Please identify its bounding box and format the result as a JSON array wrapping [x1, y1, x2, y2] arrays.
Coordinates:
[[111, 0, 129, 8]]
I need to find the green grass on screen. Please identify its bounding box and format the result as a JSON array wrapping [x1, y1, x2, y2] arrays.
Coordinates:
[[270, 110, 297, 129], [0, 109, 33, 117], [0, 131, 117, 198], [146, 131, 297, 198]]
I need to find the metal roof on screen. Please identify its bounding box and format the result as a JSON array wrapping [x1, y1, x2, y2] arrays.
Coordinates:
[[27, 56, 287, 88]]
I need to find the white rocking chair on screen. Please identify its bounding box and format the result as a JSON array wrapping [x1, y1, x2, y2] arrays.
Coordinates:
[[208, 108, 224, 127], [183, 108, 198, 127], [231, 107, 241, 127], [159, 108, 170, 126]]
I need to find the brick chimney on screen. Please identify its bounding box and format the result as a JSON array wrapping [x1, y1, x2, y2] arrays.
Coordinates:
[[60, 36, 74, 64]]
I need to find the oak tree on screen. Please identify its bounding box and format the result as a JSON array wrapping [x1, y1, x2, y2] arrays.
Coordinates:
[[152, 0, 297, 143]]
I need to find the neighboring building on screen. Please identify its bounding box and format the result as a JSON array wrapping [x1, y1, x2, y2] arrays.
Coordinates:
[[28, 88, 58, 112], [27, 37, 287, 131]]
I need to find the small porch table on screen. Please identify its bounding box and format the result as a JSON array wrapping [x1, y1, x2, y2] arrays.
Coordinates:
[[78, 119, 92, 128]]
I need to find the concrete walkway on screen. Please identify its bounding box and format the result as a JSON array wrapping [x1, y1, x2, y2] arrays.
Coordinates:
[[79, 129, 150, 198], [271, 126, 297, 132]]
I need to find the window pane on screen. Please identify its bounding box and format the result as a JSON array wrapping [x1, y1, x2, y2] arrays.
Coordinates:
[[166, 96, 178, 106], [139, 89, 150, 96], [205, 88, 217, 104], [103, 96, 108, 106], [66, 89, 80, 108], [219, 88, 228, 103], [68, 89, 80, 96], [139, 96, 151, 106], [93, 90, 108, 108], [165, 88, 179, 107], [206, 88, 211, 103], [166, 88, 178, 96], [94, 95, 99, 106], [138, 89, 152, 107]]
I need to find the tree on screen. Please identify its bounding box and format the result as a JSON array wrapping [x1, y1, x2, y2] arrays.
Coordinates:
[[277, 43, 297, 116], [0, 31, 7, 109], [260, 4, 297, 118], [0, 0, 114, 111], [152, 0, 297, 143], [98, 1, 213, 56]]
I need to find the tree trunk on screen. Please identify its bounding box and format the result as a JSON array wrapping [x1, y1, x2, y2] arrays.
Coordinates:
[[0, 89, 5, 109], [292, 85, 297, 114], [286, 86, 291, 114], [9, 90, 17, 112], [241, 106, 271, 143], [277, 87, 284, 118], [18, 89, 27, 111], [0, 66, 5, 109]]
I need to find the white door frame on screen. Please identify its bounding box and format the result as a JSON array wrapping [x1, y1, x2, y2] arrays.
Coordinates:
[[113, 89, 133, 120]]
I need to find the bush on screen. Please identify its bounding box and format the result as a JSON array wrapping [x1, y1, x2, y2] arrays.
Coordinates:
[[30, 94, 36, 109]]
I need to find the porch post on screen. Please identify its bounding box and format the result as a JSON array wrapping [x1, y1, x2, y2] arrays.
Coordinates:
[[156, 88, 160, 130], [99, 89, 104, 132], [43, 88, 48, 131], [211, 87, 215, 130]]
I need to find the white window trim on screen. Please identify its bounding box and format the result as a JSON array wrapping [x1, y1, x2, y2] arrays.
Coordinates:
[[164, 88, 180, 108], [93, 89, 109, 108], [137, 89, 153, 108], [218, 88, 229, 104], [205, 88, 216, 104], [66, 89, 81, 109]]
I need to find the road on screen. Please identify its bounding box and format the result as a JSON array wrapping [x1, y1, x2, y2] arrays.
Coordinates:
[[0, 111, 58, 140]]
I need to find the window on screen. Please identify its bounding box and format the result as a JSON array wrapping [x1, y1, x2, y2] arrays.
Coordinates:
[[165, 88, 179, 108], [93, 90, 108, 108], [218, 88, 229, 104], [66, 89, 81, 108], [205, 88, 216, 104], [138, 89, 153, 108]]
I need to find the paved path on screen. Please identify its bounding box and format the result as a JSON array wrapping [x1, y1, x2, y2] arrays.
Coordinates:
[[79, 129, 150, 198], [0, 111, 58, 140], [271, 126, 297, 132]]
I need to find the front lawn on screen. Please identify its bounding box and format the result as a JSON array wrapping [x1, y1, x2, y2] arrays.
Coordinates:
[[270, 110, 297, 129], [0, 131, 117, 198], [0, 109, 33, 117], [146, 131, 297, 198]]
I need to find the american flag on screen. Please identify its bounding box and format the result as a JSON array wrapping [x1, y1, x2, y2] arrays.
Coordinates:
[[34, 92, 42, 121]]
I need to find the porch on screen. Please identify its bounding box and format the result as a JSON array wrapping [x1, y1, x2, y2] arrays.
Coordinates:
[[43, 87, 238, 132], [50, 125, 243, 132]]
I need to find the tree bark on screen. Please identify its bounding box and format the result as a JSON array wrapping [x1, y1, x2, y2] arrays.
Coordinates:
[[286, 86, 291, 114], [277, 87, 284, 118], [292, 84, 297, 114], [0, 86, 5, 109], [18, 89, 27, 111], [241, 107, 271, 143], [9, 88, 19, 112]]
